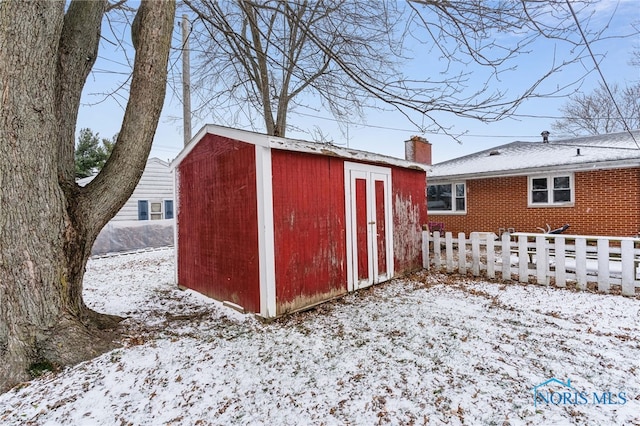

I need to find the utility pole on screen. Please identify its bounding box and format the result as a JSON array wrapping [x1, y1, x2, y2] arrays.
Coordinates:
[[181, 14, 192, 146]]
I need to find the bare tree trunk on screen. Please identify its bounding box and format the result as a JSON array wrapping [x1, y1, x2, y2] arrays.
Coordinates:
[[240, 1, 278, 136], [0, 0, 175, 392]]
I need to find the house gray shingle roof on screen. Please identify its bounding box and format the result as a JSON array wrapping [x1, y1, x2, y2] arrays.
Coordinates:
[[428, 130, 640, 180]]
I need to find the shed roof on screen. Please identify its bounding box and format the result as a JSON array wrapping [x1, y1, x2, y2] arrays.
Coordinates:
[[428, 130, 640, 181], [170, 124, 428, 171]]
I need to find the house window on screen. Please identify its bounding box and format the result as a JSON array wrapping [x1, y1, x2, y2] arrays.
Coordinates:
[[427, 182, 466, 213], [529, 174, 574, 206], [138, 200, 174, 220], [150, 202, 163, 220]]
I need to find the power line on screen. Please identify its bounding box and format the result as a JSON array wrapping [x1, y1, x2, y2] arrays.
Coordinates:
[[96, 55, 131, 69], [295, 111, 423, 133], [294, 110, 638, 140], [565, 0, 640, 149]]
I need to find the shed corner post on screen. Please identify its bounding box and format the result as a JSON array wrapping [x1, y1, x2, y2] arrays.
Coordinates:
[[172, 166, 180, 287]]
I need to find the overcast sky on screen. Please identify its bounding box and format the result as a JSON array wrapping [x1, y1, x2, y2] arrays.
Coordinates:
[[76, 0, 639, 164]]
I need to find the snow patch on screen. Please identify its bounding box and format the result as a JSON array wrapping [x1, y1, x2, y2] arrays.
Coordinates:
[[1, 249, 638, 425]]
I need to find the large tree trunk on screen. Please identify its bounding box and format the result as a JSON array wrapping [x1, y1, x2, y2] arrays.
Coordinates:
[[0, 0, 175, 392]]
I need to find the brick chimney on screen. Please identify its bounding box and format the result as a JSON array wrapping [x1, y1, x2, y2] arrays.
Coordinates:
[[405, 135, 432, 165]]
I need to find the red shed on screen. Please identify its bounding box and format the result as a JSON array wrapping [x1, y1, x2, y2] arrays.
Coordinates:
[[171, 125, 427, 319]]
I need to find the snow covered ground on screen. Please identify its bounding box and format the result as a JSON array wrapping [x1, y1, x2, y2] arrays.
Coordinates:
[[1, 248, 639, 425]]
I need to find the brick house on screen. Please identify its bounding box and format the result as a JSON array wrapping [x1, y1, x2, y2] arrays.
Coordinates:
[[427, 130, 640, 237]]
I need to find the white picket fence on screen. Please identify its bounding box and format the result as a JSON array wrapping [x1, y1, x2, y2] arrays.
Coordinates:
[[422, 231, 640, 296]]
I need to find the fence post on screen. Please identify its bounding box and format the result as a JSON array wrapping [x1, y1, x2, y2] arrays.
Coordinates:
[[621, 240, 635, 296], [486, 235, 495, 279], [434, 231, 442, 270], [518, 235, 528, 283], [575, 238, 587, 290], [471, 232, 480, 276], [422, 230, 430, 270], [446, 232, 454, 273], [535, 235, 548, 285], [597, 238, 610, 293], [458, 232, 467, 275], [501, 233, 511, 280], [555, 237, 566, 288]]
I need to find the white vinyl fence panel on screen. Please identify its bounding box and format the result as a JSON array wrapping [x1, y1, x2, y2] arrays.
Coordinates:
[[424, 231, 640, 296]]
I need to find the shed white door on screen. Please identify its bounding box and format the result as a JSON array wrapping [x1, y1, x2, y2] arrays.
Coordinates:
[[345, 162, 394, 291]]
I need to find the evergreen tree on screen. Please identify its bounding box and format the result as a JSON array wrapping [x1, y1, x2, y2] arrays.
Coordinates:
[[74, 128, 115, 178]]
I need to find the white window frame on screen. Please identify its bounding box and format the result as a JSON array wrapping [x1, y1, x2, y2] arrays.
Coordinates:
[[427, 182, 467, 215], [149, 201, 164, 220], [528, 173, 574, 207]]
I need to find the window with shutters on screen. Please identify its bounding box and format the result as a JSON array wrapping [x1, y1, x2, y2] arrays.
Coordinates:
[[139, 199, 174, 220]]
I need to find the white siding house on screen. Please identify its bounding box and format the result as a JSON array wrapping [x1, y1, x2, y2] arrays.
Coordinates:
[[77, 157, 174, 221]]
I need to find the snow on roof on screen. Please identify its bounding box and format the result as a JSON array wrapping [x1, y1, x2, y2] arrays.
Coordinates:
[[75, 173, 98, 187], [428, 130, 640, 180], [170, 124, 428, 171]]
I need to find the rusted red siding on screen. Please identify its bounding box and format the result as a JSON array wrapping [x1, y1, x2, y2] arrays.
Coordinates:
[[429, 167, 640, 237], [176, 134, 260, 312], [391, 167, 428, 273], [271, 150, 348, 315]]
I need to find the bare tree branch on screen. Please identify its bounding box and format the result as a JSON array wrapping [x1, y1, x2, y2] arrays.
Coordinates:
[[552, 82, 640, 136], [181, 0, 636, 141]]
